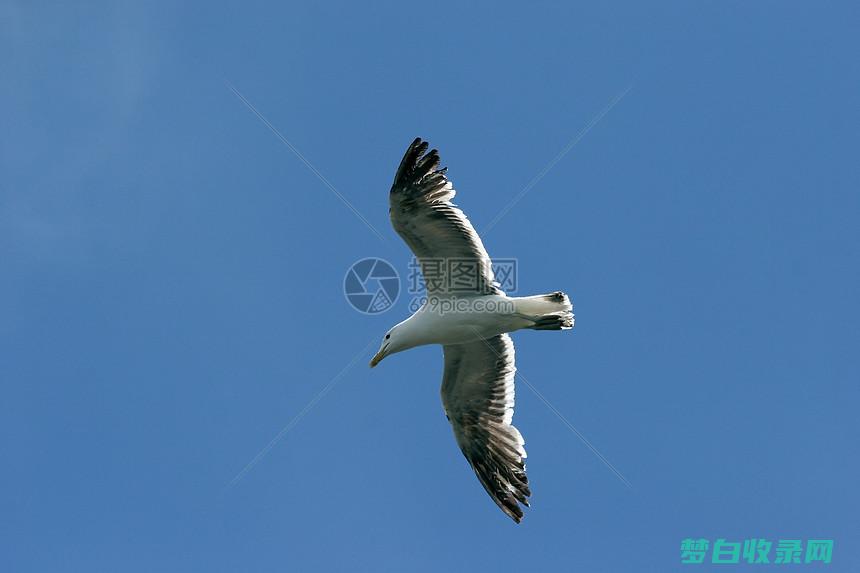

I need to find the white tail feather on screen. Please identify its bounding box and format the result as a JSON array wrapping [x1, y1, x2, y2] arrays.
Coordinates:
[[513, 292, 572, 315], [513, 292, 575, 330]]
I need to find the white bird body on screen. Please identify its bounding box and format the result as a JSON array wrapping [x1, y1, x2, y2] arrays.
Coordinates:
[[369, 138, 574, 523], [391, 294, 570, 348]]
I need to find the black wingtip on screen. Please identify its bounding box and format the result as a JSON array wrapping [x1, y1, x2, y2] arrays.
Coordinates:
[[392, 137, 446, 193], [507, 505, 525, 524]]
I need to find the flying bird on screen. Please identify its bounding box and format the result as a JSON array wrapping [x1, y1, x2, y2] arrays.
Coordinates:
[[370, 138, 574, 523]]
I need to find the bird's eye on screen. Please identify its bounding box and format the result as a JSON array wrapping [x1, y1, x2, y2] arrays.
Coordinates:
[[385, 334, 390, 340]]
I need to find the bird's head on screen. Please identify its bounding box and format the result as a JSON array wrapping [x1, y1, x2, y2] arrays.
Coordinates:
[[369, 326, 407, 368]]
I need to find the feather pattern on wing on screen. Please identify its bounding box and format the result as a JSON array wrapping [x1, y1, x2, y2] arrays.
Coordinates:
[[441, 333, 530, 522], [389, 138, 502, 296]]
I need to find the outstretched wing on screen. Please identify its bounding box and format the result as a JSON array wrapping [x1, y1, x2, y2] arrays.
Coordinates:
[[389, 138, 502, 296], [441, 333, 530, 522]]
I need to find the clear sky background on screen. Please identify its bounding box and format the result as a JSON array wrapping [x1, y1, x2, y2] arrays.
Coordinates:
[[2, 2, 859, 571]]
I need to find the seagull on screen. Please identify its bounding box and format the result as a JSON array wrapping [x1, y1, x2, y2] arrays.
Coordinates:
[[369, 138, 574, 523]]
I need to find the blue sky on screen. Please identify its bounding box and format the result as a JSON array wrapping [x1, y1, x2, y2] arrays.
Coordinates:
[[2, 1, 859, 571]]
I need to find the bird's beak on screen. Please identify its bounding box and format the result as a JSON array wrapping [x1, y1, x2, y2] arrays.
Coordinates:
[[369, 345, 388, 368]]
